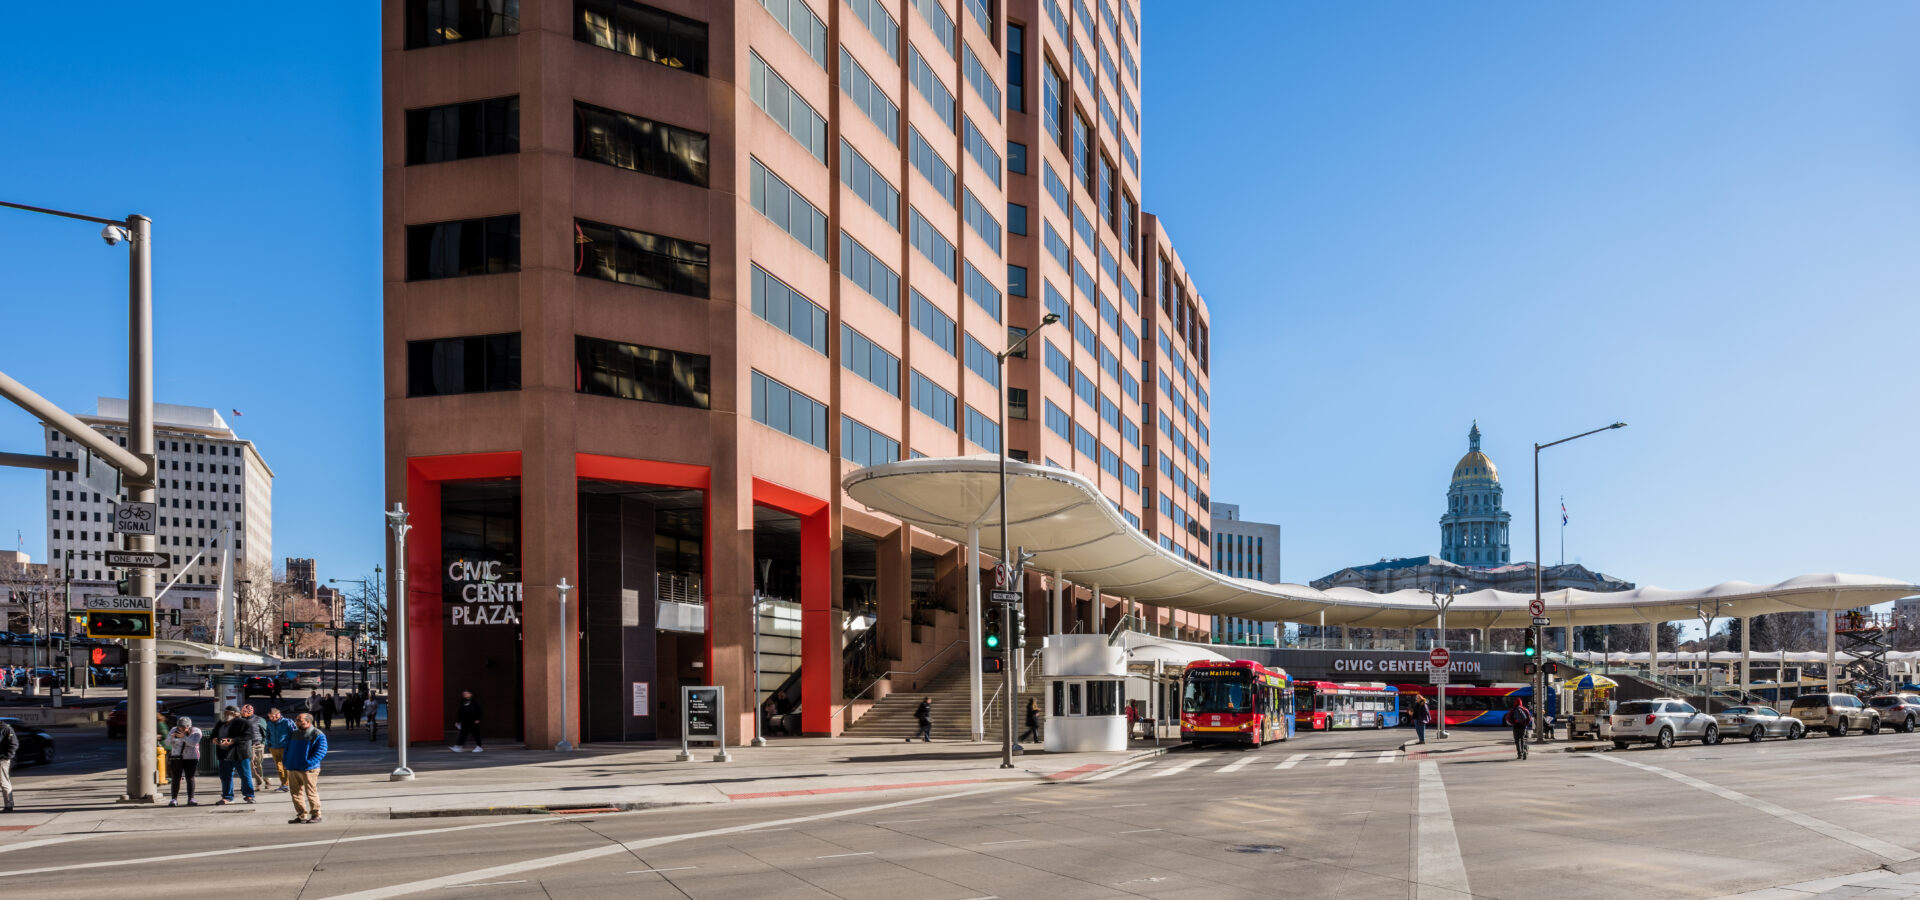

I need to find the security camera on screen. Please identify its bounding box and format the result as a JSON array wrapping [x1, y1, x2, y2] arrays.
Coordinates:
[[101, 225, 128, 246]]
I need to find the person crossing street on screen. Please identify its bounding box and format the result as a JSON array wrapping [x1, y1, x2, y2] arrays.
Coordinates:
[[1504, 697, 1534, 760]]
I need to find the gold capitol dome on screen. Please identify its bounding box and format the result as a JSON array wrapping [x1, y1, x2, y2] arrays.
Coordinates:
[[1451, 421, 1498, 484]]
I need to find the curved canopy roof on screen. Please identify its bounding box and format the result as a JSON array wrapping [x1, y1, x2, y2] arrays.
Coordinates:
[[843, 457, 1916, 630]]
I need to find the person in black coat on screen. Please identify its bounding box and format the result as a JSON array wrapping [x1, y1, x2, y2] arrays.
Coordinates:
[[452, 690, 484, 753], [1020, 698, 1042, 743], [910, 697, 933, 743], [319, 693, 338, 730]]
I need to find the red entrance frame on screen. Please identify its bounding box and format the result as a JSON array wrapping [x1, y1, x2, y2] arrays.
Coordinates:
[[751, 478, 833, 735], [403, 451, 521, 740]]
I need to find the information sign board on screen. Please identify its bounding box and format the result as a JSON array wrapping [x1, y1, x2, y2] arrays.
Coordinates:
[[112, 501, 157, 535]]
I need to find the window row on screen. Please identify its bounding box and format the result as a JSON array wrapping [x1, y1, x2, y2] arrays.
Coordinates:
[[841, 47, 900, 145], [907, 46, 957, 133], [749, 158, 829, 258], [911, 290, 957, 356], [576, 0, 709, 76], [749, 52, 828, 163], [407, 332, 521, 397], [758, 0, 826, 67], [963, 189, 1002, 256], [910, 208, 957, 281], [911, 370, 957, 430], [751, 371, 829, 450], [843, 415, 899, 467], [912, 0, 956, 57], [841, 324, 901, 396], [840, 139, 900, 229], [846, 0, 900, 60], [573, 101, 710, 187], [575, 218, 711, 297], [842, 231, 902, 312], [576, 335, 711, 409], [405, 0, 520, 49], [752, 264, 829, 355]]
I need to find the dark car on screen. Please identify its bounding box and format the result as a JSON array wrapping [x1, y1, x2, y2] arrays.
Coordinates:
[[1867, 694, 1920, 733], [0, 718, 55, 766], [106, 699, 172, 739], [242, 675, 281, 698]]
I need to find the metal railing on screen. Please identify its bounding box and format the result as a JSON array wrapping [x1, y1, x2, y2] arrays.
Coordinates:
[[986, 649, 1045, 716], [831, 636, 969, 722]]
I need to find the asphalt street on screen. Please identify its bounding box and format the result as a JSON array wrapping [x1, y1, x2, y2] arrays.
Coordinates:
[[5, 727, 1920, 899]]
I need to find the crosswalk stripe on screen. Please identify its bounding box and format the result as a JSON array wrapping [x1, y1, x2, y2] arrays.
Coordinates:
[[1327, 751, 1354, 767], [1217, 756, 1256, 774], [1149, 758, 1204, 778], [1276, 753, 1308, 770], [1079, 759, 1159, 782], [1376, 750, 1398, 764]]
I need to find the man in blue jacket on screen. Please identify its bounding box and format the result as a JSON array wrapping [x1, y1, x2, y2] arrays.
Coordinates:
[[284, 711, 328, 824]]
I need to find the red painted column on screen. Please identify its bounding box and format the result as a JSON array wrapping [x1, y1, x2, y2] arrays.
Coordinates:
[[403, 469, 443, 742], [799, 508, 835, 735]]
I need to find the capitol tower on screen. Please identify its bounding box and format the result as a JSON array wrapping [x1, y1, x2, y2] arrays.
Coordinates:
[[1438, 422, 1511, 566]]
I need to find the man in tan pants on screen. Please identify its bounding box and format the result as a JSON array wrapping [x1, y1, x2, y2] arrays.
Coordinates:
[[283, 712, 329, 824]]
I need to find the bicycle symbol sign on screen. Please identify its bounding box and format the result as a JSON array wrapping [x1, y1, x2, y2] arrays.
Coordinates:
[[112, 501, 157, 535]]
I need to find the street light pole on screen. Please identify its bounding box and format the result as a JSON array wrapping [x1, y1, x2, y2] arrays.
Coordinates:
[[555, 578, 575, 752], [1532, 421, 1625, 742], [995, 313, 1059, 769], [1425, 584, 1460, 739], [385, 504, 415, 781]]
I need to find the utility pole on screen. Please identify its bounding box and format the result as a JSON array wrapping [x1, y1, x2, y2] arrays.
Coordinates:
[[1531, 421, 1625, 743]]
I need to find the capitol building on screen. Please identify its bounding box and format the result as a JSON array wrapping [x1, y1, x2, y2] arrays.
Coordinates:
[[1311, 423, 1634, 596]]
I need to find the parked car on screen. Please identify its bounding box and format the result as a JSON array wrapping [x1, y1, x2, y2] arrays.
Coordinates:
[[106, 699, 171, 739], [1712, 705, 1803, 742], [0, 717, 55, 766], [293, 671, 322, 690], [1610, 698, 1721, 749], [242, 675, 280, 698], [1788, 693, 1880, 736], [1866, 694, 1920, 733]]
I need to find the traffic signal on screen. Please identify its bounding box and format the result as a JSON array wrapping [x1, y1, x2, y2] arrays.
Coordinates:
[[1523, 661, 1539, 676], [1523, 630, 1538, 658], [282, 621, 293, 638], [91, 645, 128, 666], [984, 610, 1002, 650], [1011, 603, 1026, 650], [86, 611, 153, 639], [1543, 661, 1560, 676], [981, 655, 1005, 673]]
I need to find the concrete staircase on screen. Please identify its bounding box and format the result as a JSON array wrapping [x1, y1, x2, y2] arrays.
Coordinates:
[[844, 656, 1045, 742]]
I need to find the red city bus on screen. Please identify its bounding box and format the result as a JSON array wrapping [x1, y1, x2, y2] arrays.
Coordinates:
[[1293, 681, 1401, 731], [1181, 660, 1295, 747]]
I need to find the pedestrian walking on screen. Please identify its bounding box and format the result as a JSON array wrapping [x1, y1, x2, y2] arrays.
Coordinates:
[[1504, 698, 1534, 760], [283, 711, 329, 824], [452, 690, 484, 752], [213, 707, 257, 804], [165, 717, 203, 806], [265, 708, 295, 793], [0, 716, 17, 812], [367, 694, 383, 742], [1411, 694, 1431, 744], [909, 697, 933, 743], [1020, 697, 1042, 743], [240, 703, 271, 791], [319, 693, 337, 731], [345, 693, 364, 731]]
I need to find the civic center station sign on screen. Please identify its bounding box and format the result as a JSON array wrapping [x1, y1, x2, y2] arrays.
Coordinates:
[[448, 559, 523, 625], [1332, 656, 1481, 676]]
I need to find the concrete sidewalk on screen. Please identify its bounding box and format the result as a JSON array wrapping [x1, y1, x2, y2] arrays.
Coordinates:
[[0, 736, 1170, 834]]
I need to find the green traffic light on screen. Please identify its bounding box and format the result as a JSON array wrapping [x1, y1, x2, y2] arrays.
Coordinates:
[[985, 634, 1001, 649]]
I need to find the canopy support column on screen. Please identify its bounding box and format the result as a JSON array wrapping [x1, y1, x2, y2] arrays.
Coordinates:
[[1650, 621, 1660, 684], [1826, 613, 1837, 692], [1341, 625, 1350, 650], [1740, 615, 1751, 697], [967, 523, 983, 742], [1050, 570, 1063, 636], [1092, 586, 1102, 632]]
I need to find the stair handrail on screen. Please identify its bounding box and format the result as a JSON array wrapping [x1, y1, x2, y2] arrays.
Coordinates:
[[831, 636, 969, 721], [985, 649, 1045, 724]]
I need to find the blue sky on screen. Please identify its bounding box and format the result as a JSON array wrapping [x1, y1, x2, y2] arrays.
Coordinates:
[[3, 3, 1915, 599]]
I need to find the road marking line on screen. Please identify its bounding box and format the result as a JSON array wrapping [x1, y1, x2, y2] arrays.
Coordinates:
[[1148, 758, 1204, 778], [316, 783, 1016, 900], [1217, 756, 1256, 774], [873, 819, 926, 825], [1077, 760, 1157, 782], [1597, 755, 1918, 862], [981, 839, 1032, 845], [1276, 753, 1307, 770], [1376, 751, 1398, 764], [815, 852, 875, 859], [444, 881, 526, 889], [626, 867, 696, 875], [1115, 828, 1161, 834], [1413, 761, 1472, 899], [1327, 752, 1354, 767], [1110, 802, 1150, 807], [0, 816, 556, 879], [0, 833, 107, 855]]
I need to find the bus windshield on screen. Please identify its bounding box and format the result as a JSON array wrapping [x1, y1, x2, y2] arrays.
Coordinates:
[[1185, 677, 1253, 714]]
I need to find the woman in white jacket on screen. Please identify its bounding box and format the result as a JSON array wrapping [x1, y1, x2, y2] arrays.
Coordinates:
[[165, 717, 203, 806]]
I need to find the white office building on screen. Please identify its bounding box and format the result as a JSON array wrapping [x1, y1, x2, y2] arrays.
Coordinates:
[[1210, 502, 1283, 645], [42, 398, 272, 637]]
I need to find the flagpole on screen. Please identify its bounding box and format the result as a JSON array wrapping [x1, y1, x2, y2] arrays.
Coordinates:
[[1559, 495, 1565, 566]]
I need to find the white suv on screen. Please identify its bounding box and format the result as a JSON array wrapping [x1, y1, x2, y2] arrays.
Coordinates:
[[1609, 698, 1720, 749]]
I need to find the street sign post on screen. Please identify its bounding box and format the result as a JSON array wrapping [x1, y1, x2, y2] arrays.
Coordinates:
[[91, 595, 154, 610], [104, 550, 168, 569], [1531, 616, 1551, 627], [80, 449, 121, 498], [992, 562, 1012, 589], [112, 501, 156, 535], [1428, 647, 1451, 670], [989, 590, 1021, 605]]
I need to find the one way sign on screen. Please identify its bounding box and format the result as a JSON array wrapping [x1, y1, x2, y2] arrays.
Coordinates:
[[105, 551, 169, 569]]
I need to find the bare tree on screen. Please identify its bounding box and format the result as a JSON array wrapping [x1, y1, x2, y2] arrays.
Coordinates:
[[1, 554, 66, 639]]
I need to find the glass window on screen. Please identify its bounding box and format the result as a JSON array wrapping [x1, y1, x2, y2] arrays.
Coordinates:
[[841, 324, 901, 396], [840, 139, 900, 229], [407, 96, 519, 165], [910, 207, 958, 281], [911, 0, 957, 56], [407, 333, 521, 397], [845, 0, 899, 59], [749, 370, 828, 448], [576, 335, 711, 409], [841, 415, 900, 466], [1006, 263, 1027, 297], [907, 46, 957, 133], [405, 0, 519, 49], [749, 53, 828, 162], [574, 101, 710, 186], [750, 158, 829, 257], [909, 127, 958, 208], [406, 215, 520, 281], [1007, 23, 1026, 112], [752, 264, 828, 354], [962, 44, 1002, 121], [910, 370, 957, 429], [758, 0, 827, 67], [573, 218, 709, 297], [575, 0, 709, 75], [840, 231, 901, 311], [840, 46, 900, 145], [963, 116, 1002, 187], [910, 290, 958, 355], [1007, 140, 1028, 175]]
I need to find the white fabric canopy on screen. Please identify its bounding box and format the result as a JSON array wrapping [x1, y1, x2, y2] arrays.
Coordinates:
[[844, 457, 1917, 629]]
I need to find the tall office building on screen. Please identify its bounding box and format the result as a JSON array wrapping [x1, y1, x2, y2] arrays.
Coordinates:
[[41, 398, 273, 638], [384, 0, 1210, 746], [1209, 501, 1279, 645]]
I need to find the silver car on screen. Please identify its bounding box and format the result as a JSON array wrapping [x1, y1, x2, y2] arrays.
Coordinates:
[[1713, 705, 1803, 742], [1610, 698, 1720, 749]]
